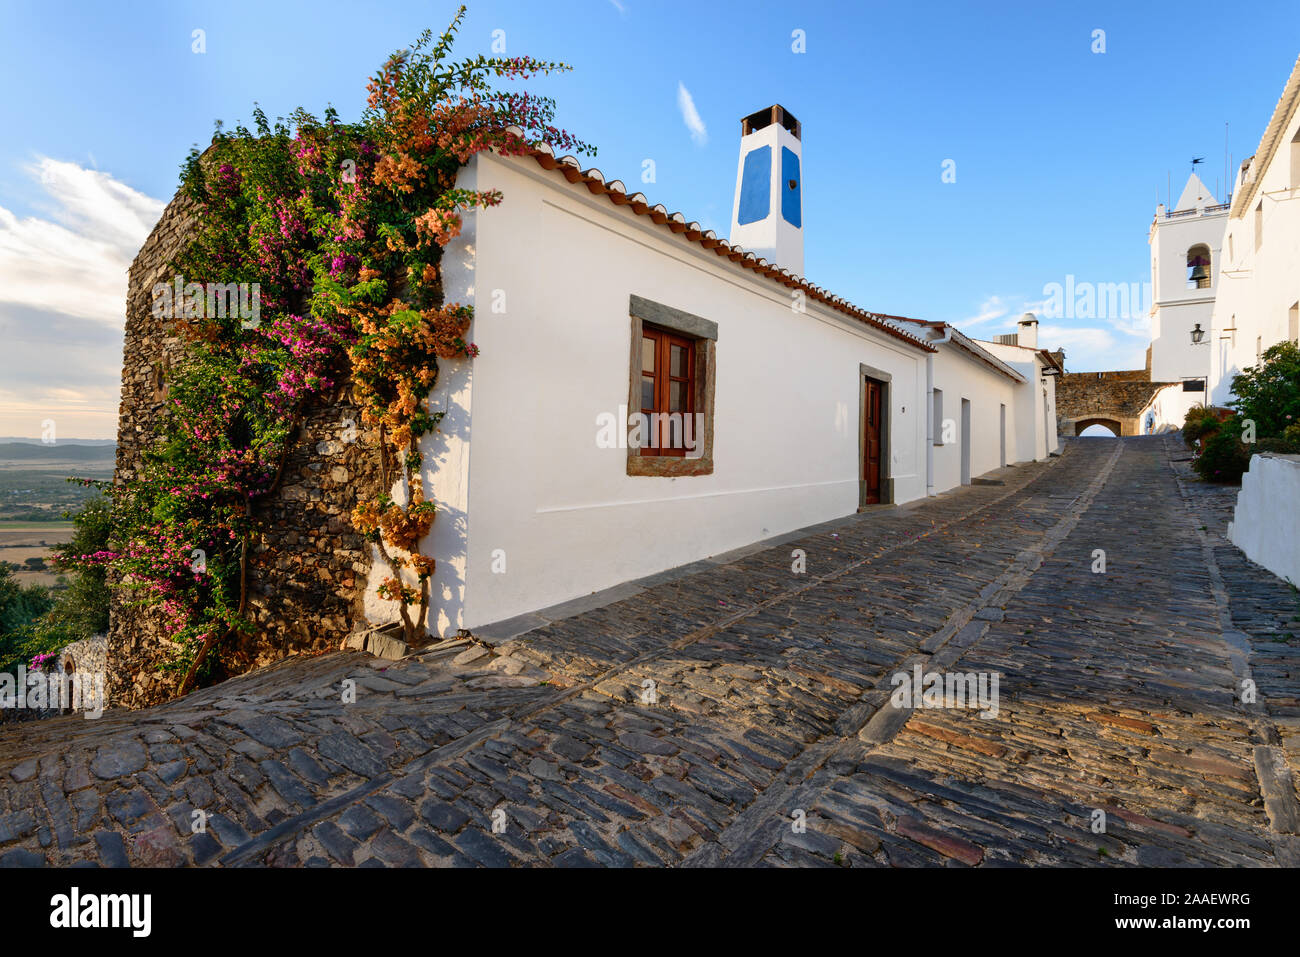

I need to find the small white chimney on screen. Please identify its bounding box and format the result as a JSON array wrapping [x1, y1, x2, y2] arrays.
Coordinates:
[[1017, 313, 1039, 349], [730, 105, 803, 277]]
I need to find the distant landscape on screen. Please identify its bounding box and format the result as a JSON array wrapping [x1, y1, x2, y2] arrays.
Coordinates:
[[0, 440, 115, 588]]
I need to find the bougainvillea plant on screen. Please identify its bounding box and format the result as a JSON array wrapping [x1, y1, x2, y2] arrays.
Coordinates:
[[71, 6, 592, 694]]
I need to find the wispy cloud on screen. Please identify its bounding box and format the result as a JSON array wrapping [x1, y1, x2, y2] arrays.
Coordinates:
[[0, 158, 164, 437], [0, 158, 163, 324], [1039, 324, 1146, 371], [1108, 313, 1151, 338], [962, 289, 1150, 371], [960, 295, 1008, 328], [608, 0, 627, 14], [677, 82, 707, 146]]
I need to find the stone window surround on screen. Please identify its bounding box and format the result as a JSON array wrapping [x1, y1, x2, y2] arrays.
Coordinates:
[[858, 363, 893, 506], [627, 294, 716, 477]]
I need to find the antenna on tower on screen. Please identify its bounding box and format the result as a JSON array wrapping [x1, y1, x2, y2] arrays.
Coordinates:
[[1224, 121, 1230, 205]]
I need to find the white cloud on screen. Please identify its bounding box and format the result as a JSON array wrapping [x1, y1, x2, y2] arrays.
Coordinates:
[[960, 295, 1009, 328], [0, 157, 164, 325], [1108, 313, 1152, 338], [608, 0, 627, 13], [0, 159, 164, 437], [1039, 323, 1146, 372], [677, 82, 708, 146]]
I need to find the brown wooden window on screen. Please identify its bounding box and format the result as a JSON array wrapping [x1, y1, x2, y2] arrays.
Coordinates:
[[639, 325, 697, 457], [626, 295, 716, 477]]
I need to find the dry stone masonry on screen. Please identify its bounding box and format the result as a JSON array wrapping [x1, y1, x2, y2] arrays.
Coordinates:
[[108, 193, 387, 709]]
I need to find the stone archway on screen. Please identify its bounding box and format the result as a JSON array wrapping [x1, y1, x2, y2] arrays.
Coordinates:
[[1074, 417, 1122, 437], [1056, 369, 1176, 440]]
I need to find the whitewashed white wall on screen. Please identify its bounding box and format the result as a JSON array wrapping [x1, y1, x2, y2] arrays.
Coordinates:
[[977, 341, 1058, 460], [448, 152, 935, 630], [1148, 187, 1223, 384], [1229, 453, 1300, 586], [362, 162, 478, 636], [1209, 81, 1300, 406], [930, 346, 1021, 493], [1141, 381, 1204, 433], [363, 151, 1051, 635]]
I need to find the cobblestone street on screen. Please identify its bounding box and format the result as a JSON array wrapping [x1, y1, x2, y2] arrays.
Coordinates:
[[3, 434, 1299, 868]]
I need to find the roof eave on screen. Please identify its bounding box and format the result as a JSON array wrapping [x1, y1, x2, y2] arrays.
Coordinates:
[[1231, 54, 1300, 218]]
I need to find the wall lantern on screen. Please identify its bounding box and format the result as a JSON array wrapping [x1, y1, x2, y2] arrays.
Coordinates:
[[1190, 323, 1206, 344]]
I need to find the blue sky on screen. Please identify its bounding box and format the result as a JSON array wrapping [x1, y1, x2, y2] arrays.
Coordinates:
[[1, 0, 1297, 436]]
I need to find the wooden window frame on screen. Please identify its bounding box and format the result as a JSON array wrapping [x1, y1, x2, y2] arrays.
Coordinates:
[[627, 295, 716, 477], [639, 326, 697, 457]]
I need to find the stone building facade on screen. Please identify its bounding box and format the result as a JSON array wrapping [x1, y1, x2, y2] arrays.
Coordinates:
[[107, 193, 386, 709]]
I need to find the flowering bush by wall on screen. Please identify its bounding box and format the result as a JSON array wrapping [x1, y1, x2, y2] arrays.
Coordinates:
[[1189, 343, 1300, 483], [73, 7, 592, 694]]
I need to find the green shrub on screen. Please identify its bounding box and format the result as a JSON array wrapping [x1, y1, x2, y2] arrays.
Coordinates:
[[0, 565, 54, 674], [38, 495, 110, 641], [1192, 425, 1253, 483], [1230, 341, 1300, 438], [1182, 404, 1222, 449], [0, 494, 112, 677]]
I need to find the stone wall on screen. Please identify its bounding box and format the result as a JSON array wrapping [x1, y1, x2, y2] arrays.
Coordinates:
[[1056, 368, 1175, 437], [107, 192, 386, 709]]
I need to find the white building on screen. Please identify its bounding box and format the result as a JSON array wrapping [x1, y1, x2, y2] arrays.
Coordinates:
[[1208, 54, 1300, 407], [1214, 55, 1300, 587], [372, 106, 1061, 637], [1150, 172, 1226, 384], [880, 316, 1047, 493], [976, 316, 1062, 463], [1141, 173, 1226, 429]]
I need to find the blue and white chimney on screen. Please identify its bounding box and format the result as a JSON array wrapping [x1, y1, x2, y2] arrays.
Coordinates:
[[730, 105, 803, 277]]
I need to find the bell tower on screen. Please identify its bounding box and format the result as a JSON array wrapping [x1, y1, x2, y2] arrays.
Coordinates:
[[730, 105, 803, 277], [1148, 171, 1226, 383]]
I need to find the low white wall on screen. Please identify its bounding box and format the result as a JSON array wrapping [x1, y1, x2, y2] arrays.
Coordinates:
[[1228, 453, 1300, 586]]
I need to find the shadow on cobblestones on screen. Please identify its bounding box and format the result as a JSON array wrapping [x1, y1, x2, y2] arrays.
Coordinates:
[[3, 436, 1299, 868]]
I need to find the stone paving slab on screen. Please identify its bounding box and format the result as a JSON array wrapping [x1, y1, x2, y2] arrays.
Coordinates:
[[2, 435, 1299, 867]]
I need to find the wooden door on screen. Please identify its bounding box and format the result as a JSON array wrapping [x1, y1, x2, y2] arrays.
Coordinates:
[[863, 378, 883, 504]]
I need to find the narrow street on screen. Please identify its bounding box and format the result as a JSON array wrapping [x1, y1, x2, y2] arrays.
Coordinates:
[[3, 435, 1298, 867]]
